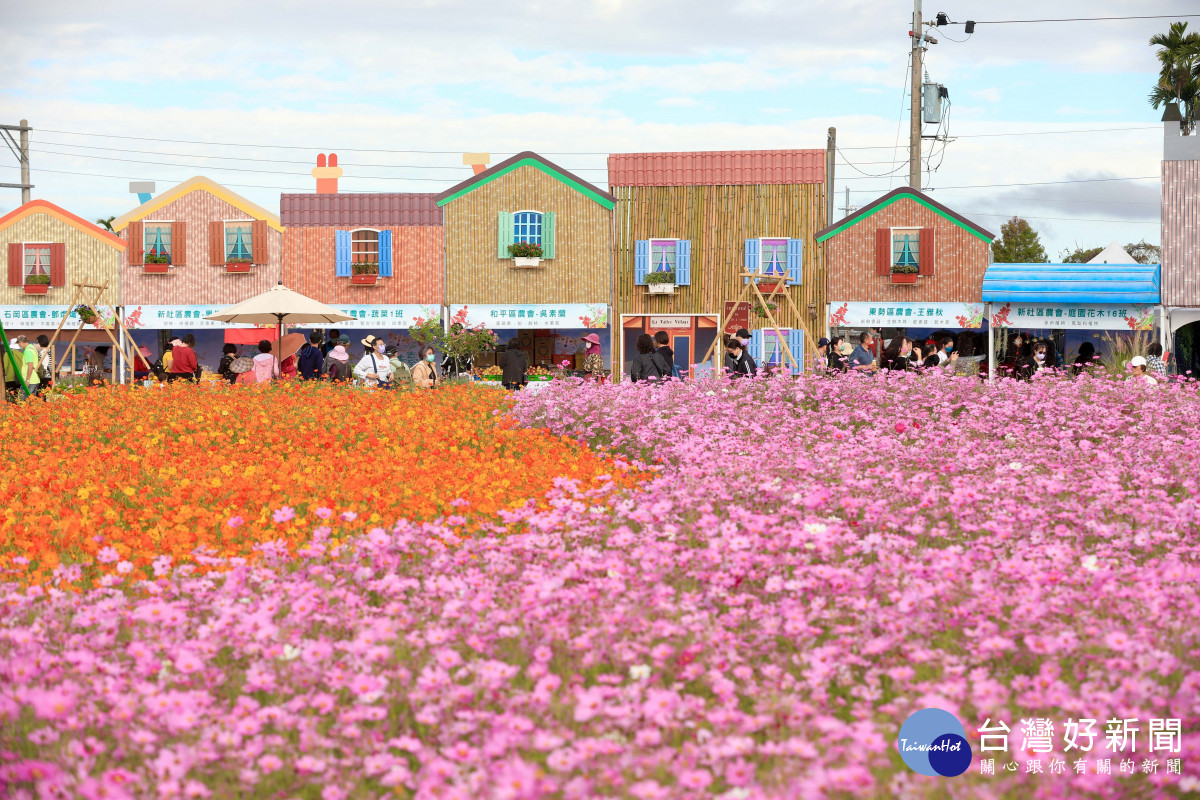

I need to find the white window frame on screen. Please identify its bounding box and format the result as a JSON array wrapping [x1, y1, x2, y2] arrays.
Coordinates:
[[22, 242, 52, 279], [758, 236, 788, 276], [513, 210, 543, 246], [350, 227, 381, 264], [889, 227, 921, 271], [224, 219, 255, 261], [143, 221, 174, 260]]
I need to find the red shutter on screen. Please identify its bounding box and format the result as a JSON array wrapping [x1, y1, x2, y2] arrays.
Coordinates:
[[210, 221, 225, 265], [918, 227, 935, 276], [49, 243, 66, 286], [875, 228, 891, 275], [251, 219, 268, 264], [172, 221, 187, 266], [127, 220, 144, 266], [7, 243, 22, 286]]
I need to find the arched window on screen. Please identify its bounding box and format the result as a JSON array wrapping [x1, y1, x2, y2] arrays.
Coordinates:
[[352, 229, 380, 263], [513, 211, 542, 245]]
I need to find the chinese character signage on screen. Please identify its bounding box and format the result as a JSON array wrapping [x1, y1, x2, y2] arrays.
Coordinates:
[[0, 305, 83, 330], [123, 305, 255, 330], [449, 304, 609, 330], [990, 303, 1156, 331], [325, 305, 434, 329], [723, 302, 750, 335], [829, 302, 985, 329]]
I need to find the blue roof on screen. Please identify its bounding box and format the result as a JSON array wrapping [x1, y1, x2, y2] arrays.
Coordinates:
[[981, 263, 1160, 304]]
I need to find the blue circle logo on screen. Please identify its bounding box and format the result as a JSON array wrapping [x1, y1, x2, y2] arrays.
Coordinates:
[[897, 708, 973, 777]]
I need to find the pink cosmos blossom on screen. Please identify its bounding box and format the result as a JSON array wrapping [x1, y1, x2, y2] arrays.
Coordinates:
[[272, 506, 295, 524]]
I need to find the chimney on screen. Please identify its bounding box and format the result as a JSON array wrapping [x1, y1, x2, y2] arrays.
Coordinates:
[[312, 153, 343, 194], [463, 153, 490, 175]]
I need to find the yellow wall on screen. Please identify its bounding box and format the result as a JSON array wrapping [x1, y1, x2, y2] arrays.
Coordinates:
[[0, 212, 122, 306]]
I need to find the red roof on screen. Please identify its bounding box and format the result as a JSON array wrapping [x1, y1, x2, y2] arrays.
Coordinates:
[[280, 193, 441, 227], [607, 149, 825, 187]]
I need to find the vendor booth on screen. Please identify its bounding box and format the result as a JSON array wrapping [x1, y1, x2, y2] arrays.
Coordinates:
[[451, 303, 610, 373], [981, 262, 1161, 376]]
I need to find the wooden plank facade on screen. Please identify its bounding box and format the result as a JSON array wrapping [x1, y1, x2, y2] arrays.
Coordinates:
[[817, 188, 994, 306], [1162, 160, 1200, 307], [283, 224, 442, 305], [438, 152, 613, 305], [0, 201, 126, 309], [113, 177, 283, 307]]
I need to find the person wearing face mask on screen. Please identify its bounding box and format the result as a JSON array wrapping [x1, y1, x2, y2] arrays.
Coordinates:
[[826, 335, 847, 374], [1017, 343, 1047, 380], [412, 345, 439, 390], [885, 337, 917, 371], [923, 336, 958, 369], [724, 336, 750, 379], [734, 328, 758, 376], [353, 334, 394, 389]]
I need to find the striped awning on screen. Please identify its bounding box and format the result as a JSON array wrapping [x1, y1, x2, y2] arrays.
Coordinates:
[[981, 263, 1160, 304]]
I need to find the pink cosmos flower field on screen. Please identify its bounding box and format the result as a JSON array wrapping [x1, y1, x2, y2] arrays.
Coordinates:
[[2, 372, 1199, 799]]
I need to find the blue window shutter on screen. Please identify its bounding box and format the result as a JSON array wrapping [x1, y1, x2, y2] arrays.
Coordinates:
[[542, 212, 555, 259], [634, 240, 650, 285], [786, 239, 803, 284], [744, 239, 760, 285], [498, 212, 515, 258], [787, 328, 805, 371], [335, 230, 351, 277], [378, 229, 393, 277], [675, 240, 691, 286], [749, 329, 764, 364]]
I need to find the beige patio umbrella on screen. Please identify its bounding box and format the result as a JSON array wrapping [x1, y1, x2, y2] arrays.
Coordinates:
[[206, 282, 353, 376]]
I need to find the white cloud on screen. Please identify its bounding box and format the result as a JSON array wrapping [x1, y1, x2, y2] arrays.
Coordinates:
[[657, 97, 702, 107], [969, 88, 1002, 104]]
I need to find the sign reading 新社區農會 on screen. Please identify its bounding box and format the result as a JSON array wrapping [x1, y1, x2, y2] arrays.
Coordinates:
[[449, 304, 609, 330], [829, 302, 985, 329], [989, 303, 1156, 331], [124, 305, 254, 330]]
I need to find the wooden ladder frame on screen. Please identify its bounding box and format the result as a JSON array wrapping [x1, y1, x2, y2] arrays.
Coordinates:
[[48, 281, 141, 383], [702, 273, 820, 372]]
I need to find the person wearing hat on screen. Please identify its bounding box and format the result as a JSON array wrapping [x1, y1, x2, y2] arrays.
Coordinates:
[[582, 332, 605, 381], [813, 337, 830, 373], [354, 334, 394, 389], [134, 344, 155, 382], [229, 356, 256, 385], [498, 337, 528, 391], [734, 328, 758, 377], [1128, 355, 1159, 386], [386, 344, 412, 388], [323, 335, 352, 382]]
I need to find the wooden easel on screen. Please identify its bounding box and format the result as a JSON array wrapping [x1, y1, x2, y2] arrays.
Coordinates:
[[702, 272, 819, 372], [49, 281, 141, 383]]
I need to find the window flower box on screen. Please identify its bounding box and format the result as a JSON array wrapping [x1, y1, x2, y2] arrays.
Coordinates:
[[144, 252, 171, 273], [891, 264, 918, 284], [226, 259, 253, 273], [351, 262, 379, 285], [24, 277, 50, 295], [508, 242, 543, 267], [648, 283, 676, 294], [144, 263, 170, 274], [645, 269, 676, 294]]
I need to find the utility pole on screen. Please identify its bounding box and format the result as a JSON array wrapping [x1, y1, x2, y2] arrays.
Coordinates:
[[0, 119, 32, 203], [825, 127, 836, 226], [909, 1, 922, 190], [841, 186, 856, 218]]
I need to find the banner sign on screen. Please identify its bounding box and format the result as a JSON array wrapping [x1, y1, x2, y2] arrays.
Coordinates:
[[0, 305, 82, 330], [124, 305, 255, 330], [649, 316, 691, 329], [990, 303, 1156, 331], [829, 301, 985, 329], [324, 304, 436, 329], [449, 304, 608, 330], [724, 301, 750, 334]]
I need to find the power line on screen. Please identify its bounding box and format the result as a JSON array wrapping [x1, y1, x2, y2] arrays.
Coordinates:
[[956, 211, 1157, 224], [965, 14, 1200, 25], [839, 175, 1160, 191]]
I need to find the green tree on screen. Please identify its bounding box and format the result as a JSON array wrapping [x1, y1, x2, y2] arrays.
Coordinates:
[[96, 216, 116, 232], [1060, 245, 1104, 263], [1059, 241, 1161, 264], [991, 217, 1048, 263], [1149, 21, 1200, 134]]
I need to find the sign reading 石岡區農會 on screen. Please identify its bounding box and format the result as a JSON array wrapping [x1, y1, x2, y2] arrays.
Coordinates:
[[989, 303, 1156, 331], [0, 305, 83, 330], [449, 304, 609, 330], [829, 302, 985, 330]]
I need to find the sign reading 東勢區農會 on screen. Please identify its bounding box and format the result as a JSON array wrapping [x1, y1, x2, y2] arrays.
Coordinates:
[[829, 302, 985, 330], [449, 304, 609, 330], [989, 303, 1156, 331]]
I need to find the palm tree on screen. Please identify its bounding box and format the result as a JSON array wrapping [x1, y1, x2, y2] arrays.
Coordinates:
[[1149, 21, 1200, 133], [96, 215, 116, 232]]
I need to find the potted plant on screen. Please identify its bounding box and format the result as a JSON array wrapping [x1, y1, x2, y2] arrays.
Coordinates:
[[77, 306, 97, 325], [24, 274, 51, 294], [226, 256, 253, 273], [350, 262, 379, 285], [752, 300, 779, 319], [144, 251, 170, 274], [645, 269, 676, 294], [508, 242, 543, 267], [891, 263, 919, 284]]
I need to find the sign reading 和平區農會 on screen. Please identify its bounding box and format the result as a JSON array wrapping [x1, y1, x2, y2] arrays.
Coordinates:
[[989, 303, 1157, 331], [449, 304, 609, 330], [829, 302, 985, 330]]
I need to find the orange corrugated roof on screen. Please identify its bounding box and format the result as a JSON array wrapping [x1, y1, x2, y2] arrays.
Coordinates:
[[607, 149, 825, 187], [0, 199, 127, 249]]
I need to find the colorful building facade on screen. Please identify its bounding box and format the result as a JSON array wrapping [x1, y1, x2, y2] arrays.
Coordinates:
[[1161, 103, 1200, 376], [608, 149, 827, 376], [281, 154, 443, 363], [113, 176, 284, 369], [0, 199, 126, 346], [436, 151, 614, 370]]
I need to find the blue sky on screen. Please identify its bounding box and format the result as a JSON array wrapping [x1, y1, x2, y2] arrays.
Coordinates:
[[0, 0, 1185, 254]]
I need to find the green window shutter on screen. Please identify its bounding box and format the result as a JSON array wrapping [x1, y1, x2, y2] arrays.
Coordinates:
[[497, 211, 515, 258], [542, 212, 556, 259]]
